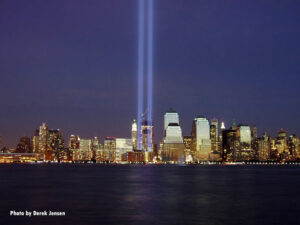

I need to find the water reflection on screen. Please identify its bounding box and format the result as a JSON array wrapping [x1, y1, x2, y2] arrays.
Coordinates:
[[0, 164, 299, 225]]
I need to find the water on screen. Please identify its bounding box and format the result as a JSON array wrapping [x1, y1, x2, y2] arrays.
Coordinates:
[[0, 164, 299, 225]]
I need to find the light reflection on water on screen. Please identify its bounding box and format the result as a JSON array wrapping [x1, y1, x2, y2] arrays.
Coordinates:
[[0, 164, 299, 225]]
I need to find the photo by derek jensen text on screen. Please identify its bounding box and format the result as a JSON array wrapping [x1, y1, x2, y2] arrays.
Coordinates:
[[10, 210, 66, 217]]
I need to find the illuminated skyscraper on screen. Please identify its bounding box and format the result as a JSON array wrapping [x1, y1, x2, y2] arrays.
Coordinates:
[[47, 129, 64, 161], [239, 125, 251, 144], [221, 121, 225, 130], [222, 128, 238, 161], [236, 124, 253, 161], [211, 118, 219, 144], [162, 109, 184, 162], [288, 134, 299, 159], [38, 122, 48, 160], [69, 134, 80, 161], [104, 137, 116, 162], [276, 129, 289, 160], [32, 129, 39, 153], [191, 116, 211, 161], [132, 119, 137, 150], [258, 132, 270, 161], [79, 138, 92, 161], [91, 136, 101, 161], [210, 118, 219, 151], [69, 135, 80, 150]]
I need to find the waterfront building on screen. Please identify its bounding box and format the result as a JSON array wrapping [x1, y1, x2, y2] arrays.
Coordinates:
[[276, 129, 290, 160], [79, 138, 92, 161], [210, 123, 217, 151], [32, 129, 39, 154], [38, 122, 48, 160], [211, 118, 219, 151], [69, 135, 80, 149], [221, 128, 238, 161], [115, 138, 133, 162], [47, 129, 64, 162], [288, 134, 299, 159], [91, 136, 102, 161], [162, 109, 185, 162], [103, 137, 116, 162], [69, 135, 80, 161], [183, 135, 192, 161], [191, 116, 211, 161], [258, 132, 270, 161], [132, 119, 137, 150], [236, 124, 253, 161]]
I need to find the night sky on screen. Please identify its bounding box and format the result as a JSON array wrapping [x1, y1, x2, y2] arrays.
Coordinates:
[[0, 0, 299, 147]]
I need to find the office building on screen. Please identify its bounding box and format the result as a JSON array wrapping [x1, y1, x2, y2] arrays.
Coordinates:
[[191, 116, 211, 161], [38, 122, 48, 160], [132, 119, 137, 150]]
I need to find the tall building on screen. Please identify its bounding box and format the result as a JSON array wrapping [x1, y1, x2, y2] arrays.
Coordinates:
[[211, 118, 219, 149], [32, 129, 39, 153], [276, 129, 289, 160], [162, 109, 185, 162], [221, 128, 238, 161], [104, 137, 116, 162], [79, 138, 92, 161], [69, 135, 80, 149], [47, 129, 64, 161], [251, 126, 258, 140], [238, 125, 251, 144], [210, 119, 221, 161], [288, 134, 299, 159], [251, 126, 258, 158], [258, 132, 270, 161], [220, 121, 225, 130], [132, 119, 137, 150], [191, 116, 211, 161], [38, 122, 48, 160], [69, 135, 80, 161], [236, 124, 253, 161], [91, 136, 101, 161], [210, 123, 218, 151]]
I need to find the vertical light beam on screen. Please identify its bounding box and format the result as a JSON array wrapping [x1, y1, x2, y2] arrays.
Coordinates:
[[147, 0, 153, 151], [137, 0, 145, 150]]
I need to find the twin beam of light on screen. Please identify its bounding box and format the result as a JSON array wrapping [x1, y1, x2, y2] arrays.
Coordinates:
[[137, 0, 145, 150], [137, 0, 153, 151], [147, 0, 153, 151]]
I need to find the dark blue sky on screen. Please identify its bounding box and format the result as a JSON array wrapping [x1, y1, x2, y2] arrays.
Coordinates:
[[0, 0, 299, 147]]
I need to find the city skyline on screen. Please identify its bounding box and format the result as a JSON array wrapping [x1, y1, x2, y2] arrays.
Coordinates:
[[1, 112, 298, 149], [1, 107, 299, 163], [0, 0, 300, 147]]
